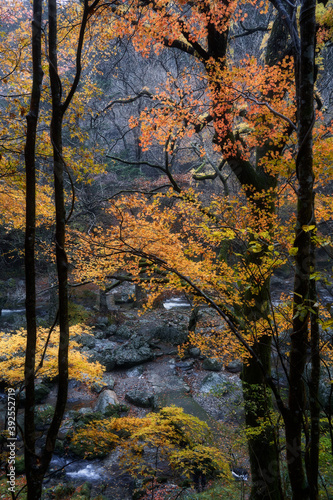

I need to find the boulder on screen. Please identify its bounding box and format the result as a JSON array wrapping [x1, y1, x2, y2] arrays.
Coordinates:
[[200, 373, 242, 399], [126, 366, 145, 377], [175, 360, 195, 371], [188, 347, 201, 358], [94, 334, 154, 370], [225, 360, 243, 373], [34, 404, 54, 430], [92, 374, 115, 393], [79, 333, 96, 349], [200, 373, 231, 395], [114, 334, 154, 368], [19, 381, 51, 406], [115, 325, 132, 340], [91, 341, 118, 370], [150, 324, 188, 345], [94, 389, 119, 414], [125, 389, 156, 408], [202, 358, 223, 372]]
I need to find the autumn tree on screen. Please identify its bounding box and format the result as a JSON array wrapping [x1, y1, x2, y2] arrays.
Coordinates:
[[73, 406, 230, 493], [21, 1, 104, 498], [72, 1, 333, 499], [83, 3, 293, 499]]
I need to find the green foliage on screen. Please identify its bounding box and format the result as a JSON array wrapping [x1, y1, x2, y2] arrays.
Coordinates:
[[35, 404, 56, 429], [318, 433, 333, 498], [183, 479, 248, 499], [104, 403, 129, 418]]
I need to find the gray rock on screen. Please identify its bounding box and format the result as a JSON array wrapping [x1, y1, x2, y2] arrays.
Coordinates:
[[35, 404, 54, 430], [94, 389, 119, 414], [225, 360, 243, 373], [175, 360, 195, 371], [97, 351, 116, 371], [95, 316, 109, 328], [90, 341, 118, 370], [22, 381, 51, 404], [79, 334, 96, 349], [125, 389, 156, 408], [188, 347, 201, 358], [200, 373, 230, 394], [116, 325, 132, 339], [112, 334, 154, 368], [202, 358, 223, 372], [113, 292, 134, 305], [94, 330, 106, 340], [96, 334, 154, 370], [92, 374, 115, 393], [151, 324, 188, 345], [126, 366, 145, 377], [105, 324, 118, 337]]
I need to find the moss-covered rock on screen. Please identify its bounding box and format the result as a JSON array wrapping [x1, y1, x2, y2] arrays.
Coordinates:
[[35, 404, 54, 430]]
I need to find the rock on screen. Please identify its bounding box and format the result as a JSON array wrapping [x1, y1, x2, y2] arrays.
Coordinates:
[[92, 341, 118, 370], [71, 409, 104, 428], [94, 390, 119, 413], [200, 373, 230, 394], [34, 404, 54, 430], [28, 381, 51, 404], [225, 360, 243, 373], [97, 351, 116, 371], [79, 333, 96, 349], [151, 324, 188, 345], [100, 334, 154, 369], [113, 292, 134, 305], [105, 324, 118, 337], [202, 358, 223, 371], [92, 374, 115, 393], [126, 366, 145, 377], [95, 316, 109, 328], [94, 330, 106, 340], [175, 360, 195, 371], [115, 325, 132, 340], [125, 389, 156, 408], [188, 347, 201, 358], [146, 371, 189, 393]]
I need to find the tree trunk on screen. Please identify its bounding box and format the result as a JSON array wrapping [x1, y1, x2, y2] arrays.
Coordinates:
[[286, 0, 317, 497], [240, 194, 283, 500], [42, 0, 69, 465], [242, 338, 282, 500], [24, 1, 43, 498], [23, 1, 96, 497]]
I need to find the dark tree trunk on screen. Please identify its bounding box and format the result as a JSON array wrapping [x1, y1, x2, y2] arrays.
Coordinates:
[[42, 0, 69, 464], [23, 1, 98, 497], [24, 1, 43, 498], [239, 191, 283, 500], [285, 0, 317, 497]]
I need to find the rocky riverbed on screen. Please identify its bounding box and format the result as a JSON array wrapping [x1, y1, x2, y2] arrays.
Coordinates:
[[1, 303, 245, 499], [45, 306, 244, 495]]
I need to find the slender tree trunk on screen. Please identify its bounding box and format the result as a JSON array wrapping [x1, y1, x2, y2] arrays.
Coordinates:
[[42, 0, 69, 462], [286, 0, 317, 497], [24, 1, 43, 498], [23, 1, 96, 497]]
